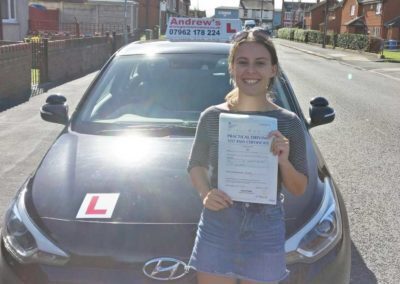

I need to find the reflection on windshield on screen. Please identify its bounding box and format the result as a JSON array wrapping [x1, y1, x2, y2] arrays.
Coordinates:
[[76, 54, 233, 128]]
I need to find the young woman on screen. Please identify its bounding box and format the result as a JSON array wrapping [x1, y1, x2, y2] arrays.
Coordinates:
[[187, 28, 308, 284]]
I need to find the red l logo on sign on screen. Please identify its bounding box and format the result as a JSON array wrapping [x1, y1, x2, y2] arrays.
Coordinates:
[[85, 196, 107, 215], [76, 193, 120, 219], [226, 23, 237, 33]]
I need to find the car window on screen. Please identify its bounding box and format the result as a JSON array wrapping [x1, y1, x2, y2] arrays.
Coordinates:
[[74, 53, 291, 133]]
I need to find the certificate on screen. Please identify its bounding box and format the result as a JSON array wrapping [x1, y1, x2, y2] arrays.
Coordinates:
[[218, 113, 278, 204]]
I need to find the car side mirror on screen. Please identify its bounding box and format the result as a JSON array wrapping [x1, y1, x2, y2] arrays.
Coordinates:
[[308, 97, 335, 128], [40, 94, 69, 125]]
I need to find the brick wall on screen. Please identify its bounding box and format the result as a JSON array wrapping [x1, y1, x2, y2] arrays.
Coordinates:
[[310, 5, 325, 31], [329, 7, 342, 34], [47, 36, 112, 82], [340, 0, 361, 33], [0, 33, 139, 108], [382, 0, 400, 39], [46, 33, 138, 83], [383, 0, 400, 26], [0, 43, 32, 104], [363, 4, 381, 27], [29, 6, 60, 32], [137, 0, 160, 30], [387, 27, 399, 41]]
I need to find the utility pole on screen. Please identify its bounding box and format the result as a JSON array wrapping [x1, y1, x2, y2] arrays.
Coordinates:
[[123, 0, 128, 44], [0, 1, 3, 40], [291, 0, 295, 28], [159, 1, 164, 37], [260, 0, 263, 26], [380, 0, 385, 57], [322, 0, 329, 48]]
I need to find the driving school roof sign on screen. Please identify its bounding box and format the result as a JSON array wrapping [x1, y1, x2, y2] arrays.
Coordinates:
[[166, 17, 242, 42]]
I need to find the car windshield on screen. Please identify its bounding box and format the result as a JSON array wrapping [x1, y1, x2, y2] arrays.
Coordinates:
[[73, 53, 291, 134]]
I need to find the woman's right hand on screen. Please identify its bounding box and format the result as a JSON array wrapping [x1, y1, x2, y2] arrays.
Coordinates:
[[202, 189, 233, 211]]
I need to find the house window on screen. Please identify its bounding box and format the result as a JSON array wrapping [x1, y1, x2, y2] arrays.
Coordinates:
[[371, 26, 381, 37], [350, 5, 355, 16], [284, 12, 292, 20], [376, 3, 382, 15], [243, 9, 248, 17], [1, 0, 16, 21]]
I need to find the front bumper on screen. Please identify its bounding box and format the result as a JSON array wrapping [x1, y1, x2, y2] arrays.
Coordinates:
[[1, 227, 350, 284], [0, 190, 351, 284]]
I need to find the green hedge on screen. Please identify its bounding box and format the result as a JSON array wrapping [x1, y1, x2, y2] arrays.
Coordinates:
[[337, 33, 369, 50], [277, 28, 382, 53], [277, 28, 297, 40]]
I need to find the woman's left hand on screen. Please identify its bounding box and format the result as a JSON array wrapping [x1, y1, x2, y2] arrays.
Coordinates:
[[268, 130, 290, 164]]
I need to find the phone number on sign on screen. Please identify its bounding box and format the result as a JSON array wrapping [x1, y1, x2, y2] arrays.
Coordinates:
[[168, 29, 221, 36]]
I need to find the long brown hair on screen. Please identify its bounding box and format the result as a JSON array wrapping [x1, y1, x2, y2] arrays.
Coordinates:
[[225, 30, 279, 109]]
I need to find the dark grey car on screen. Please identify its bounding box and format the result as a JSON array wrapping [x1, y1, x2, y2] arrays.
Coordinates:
[[0, 41, 350, 284]]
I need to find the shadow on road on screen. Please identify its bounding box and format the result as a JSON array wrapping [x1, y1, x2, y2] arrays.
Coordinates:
[[350, 240, 377, 284]]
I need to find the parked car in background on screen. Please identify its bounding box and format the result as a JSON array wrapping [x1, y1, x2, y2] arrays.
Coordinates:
[[0, 37, 350, 284], [244, 19, 256, 30]]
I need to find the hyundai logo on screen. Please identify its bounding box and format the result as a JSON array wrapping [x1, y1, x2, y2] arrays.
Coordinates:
[[143, 257, 189, 281]]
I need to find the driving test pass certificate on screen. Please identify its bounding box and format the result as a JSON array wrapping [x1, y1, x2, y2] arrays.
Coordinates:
[[218, 113, 278, 205]]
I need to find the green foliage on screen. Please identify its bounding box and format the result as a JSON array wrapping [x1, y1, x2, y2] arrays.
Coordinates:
[[337, 33, 369, 51], [278, 28, 383, 53], [383, 50, 400, 61], [277, 28, 297, 40], [293, 29, 308, 42], [307, 30, 324, 44]]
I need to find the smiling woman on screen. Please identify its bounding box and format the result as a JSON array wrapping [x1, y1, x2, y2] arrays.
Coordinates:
[[186, 28, 308, 284]]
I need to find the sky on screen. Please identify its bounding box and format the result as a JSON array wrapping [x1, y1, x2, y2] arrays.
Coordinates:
[[190, 0, 319, 17]]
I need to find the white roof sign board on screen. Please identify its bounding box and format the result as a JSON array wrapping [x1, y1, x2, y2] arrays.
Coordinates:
[[166, 17, 242, 42]]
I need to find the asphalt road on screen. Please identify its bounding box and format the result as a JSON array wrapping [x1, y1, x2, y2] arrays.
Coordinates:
[[276, 43, 400, 284], [0, 43, 399, 284]]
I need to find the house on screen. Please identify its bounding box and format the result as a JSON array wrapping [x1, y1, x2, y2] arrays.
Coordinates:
[[214, 6, 239, 19], [1, 0, 29, 41], [239, 0, 274, 29], [340, 0, 400, 39], [304, 1, 326, 30], [137, 0, 190, 33], [29, 0, 139, 36], [188, 9, 206, 18], [326, 2, 342, 34], [303, 0, 342, 33], [361, 0, 400, 39], [385, 15, 400, 40], [282, 0, 315, 29]]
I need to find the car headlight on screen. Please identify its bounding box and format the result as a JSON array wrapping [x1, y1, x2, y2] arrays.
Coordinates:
[[1, 183, 69, 265], [285, 177, 343, 264]]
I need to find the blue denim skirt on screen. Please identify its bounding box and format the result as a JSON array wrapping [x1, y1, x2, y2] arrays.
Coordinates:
[[188, 201, 289, 283]]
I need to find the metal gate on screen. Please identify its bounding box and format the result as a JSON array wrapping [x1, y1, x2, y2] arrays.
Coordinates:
[[31, 38, 48, 97]]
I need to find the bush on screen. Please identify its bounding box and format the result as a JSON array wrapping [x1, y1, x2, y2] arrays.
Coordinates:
[[307, 30, 323, 44], [277, 28, 297, 40], [294, 29, 308, 42], [367, 36, 384, 53], [278, 27, 382, 53], [337, 33, 369, 50]]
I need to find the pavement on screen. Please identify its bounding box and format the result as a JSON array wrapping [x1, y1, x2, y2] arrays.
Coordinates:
[[273, 38, 400, 82]]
